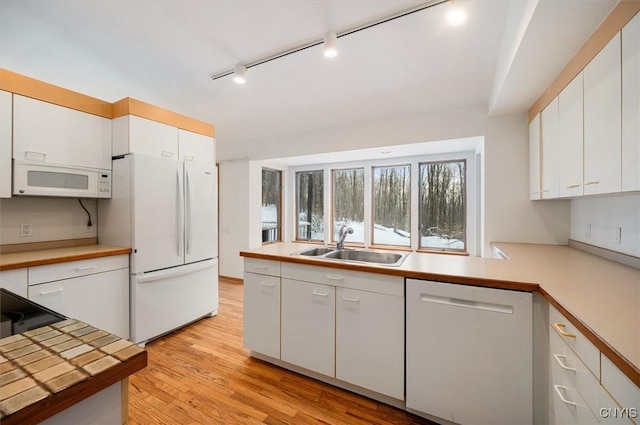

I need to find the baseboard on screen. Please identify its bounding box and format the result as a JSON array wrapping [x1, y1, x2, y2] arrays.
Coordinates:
[[219, 275, 243, 284], [568, 239, 640, 270]]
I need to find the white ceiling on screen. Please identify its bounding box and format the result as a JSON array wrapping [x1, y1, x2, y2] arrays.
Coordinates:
[[0, 0, 618, 160]]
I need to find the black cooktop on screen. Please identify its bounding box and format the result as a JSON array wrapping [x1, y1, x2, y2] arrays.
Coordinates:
[[0, 288, 66, 338]]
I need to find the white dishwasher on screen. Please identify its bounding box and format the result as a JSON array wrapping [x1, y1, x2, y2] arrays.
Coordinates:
[[406, 279, 533, 425]]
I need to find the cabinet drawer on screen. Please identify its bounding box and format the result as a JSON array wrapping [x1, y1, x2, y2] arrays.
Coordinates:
[[29, 255, 129, 285], [244, 258, 280, 277], [600, 384, 637, 424], [550, 329, 599, 416], [0, 268, 28, 298], [601, 355, 640, 425], [550, 354, 600, 425], [550, 305, 600, 379], [281, 263, 402, 296]]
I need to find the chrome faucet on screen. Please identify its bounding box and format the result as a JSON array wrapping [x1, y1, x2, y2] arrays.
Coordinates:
[[336, 225, 354, 250]]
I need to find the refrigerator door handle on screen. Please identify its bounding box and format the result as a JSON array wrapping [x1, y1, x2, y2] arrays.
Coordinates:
[[136, 259, 216, 283], [176, 169, 183, 256], [186, 168, 192, 255]]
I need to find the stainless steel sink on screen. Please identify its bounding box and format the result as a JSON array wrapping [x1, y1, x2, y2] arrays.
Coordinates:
[[293, 246, 409, 266], [324, 249, 408, 266], [295, 247, 337, 256]]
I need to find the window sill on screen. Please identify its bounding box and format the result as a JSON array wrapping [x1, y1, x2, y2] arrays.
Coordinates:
[[417, 249, 469, 256]]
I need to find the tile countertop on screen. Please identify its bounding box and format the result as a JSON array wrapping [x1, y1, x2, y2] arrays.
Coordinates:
[[240, 242, 640, 387], [0, 319, 146, 425], [0, 245, 132, 271]]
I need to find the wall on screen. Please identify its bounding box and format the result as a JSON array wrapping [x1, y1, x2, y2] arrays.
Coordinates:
[[217, 105, 572, 279], [570, 194, 640, 257], [0, 197, 97, 245]]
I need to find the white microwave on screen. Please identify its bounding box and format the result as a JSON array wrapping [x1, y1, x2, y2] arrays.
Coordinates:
[[13, 161, 111, 198]]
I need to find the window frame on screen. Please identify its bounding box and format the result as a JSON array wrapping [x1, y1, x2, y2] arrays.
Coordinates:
[[261, 167, 282, 245], [330, 166, 365, 247], [295, 169, 325, 242], [370, 163, 412, 250], [417, 158, 467, 254]]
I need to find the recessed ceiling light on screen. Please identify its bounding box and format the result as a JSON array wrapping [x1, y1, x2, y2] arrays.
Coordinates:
[[446, 6, 467, 26]]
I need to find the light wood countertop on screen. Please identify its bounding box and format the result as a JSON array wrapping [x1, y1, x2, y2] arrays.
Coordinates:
[[0, 245, 132, 271], [240, 242, 640, 386]]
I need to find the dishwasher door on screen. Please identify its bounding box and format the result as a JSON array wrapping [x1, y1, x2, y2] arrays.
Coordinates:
[[406, 279, 532, 425]]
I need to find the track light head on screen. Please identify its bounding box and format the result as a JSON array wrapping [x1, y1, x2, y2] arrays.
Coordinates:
[[323, 32, 338, 58], [233, 64, 247, 84]]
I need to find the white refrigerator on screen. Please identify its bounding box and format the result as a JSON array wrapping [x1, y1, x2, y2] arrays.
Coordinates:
[[99, 153, 218, 345]]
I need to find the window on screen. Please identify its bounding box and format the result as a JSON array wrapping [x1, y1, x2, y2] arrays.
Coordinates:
[[296, 170, 324, 241], [372, 165, 410, 247], [261, 168, 281, 243], [332, 168, 364, 244], [419, 160, 466, 251]]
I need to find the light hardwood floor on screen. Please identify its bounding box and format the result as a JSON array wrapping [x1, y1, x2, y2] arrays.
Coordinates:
[[128, 278, 436, 425]]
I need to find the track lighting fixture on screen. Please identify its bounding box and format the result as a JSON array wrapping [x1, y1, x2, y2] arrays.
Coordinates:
[[233, 64, 247, 84], [210, 0, 449, 84], [323, 32, 338, 58]]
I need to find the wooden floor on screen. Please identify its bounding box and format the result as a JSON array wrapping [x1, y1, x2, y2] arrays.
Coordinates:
[[128, 278, 436, 425]]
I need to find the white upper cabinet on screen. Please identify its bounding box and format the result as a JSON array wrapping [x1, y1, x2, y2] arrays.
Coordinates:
[[622, 12, 640, 192], [178, 129, 214, 165], [541, 97, 560, 199], [558, 72, 584, 198], [13, 95, 112, 170], [0, 90, 11, 198], [112, 115, 178, 159], [584, 33, 622, 196], [529, 114, 541, 200]]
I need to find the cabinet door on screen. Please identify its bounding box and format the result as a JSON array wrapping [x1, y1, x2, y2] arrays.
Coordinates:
[[584, 33, 622, 195], [113, 115, 178, 158], [622, 12, 640, 192], [28, 268, 130, 339], [13, 95, 111, 170], [336, 287, 404, 400], [0, 91, 11, 198], [0, 268, 28, 298], [281, 279, 334, 377], [243, 272, 280, 358], [529, 114, 541, 200], [558, 72, 584, 198], [178, 129, 214, 165], [542, 97, 560, 199]]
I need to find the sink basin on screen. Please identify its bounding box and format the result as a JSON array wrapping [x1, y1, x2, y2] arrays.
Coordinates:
[[324, 249, 408, 266], [295, 247, 337, 256]]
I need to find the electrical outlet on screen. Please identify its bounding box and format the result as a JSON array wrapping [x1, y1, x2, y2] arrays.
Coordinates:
[[586, 224, 591, 238], [614, 227, 622, 244], [20, 223, 32, 237]]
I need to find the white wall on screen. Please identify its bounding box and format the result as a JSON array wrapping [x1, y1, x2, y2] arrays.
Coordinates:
[[217, 106, 572, 278], [570, 194, 640, 257], [0, 197, 97, 245]]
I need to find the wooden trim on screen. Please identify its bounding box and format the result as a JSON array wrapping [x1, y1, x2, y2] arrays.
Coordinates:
[[539, 287, 640, 387], [0, 247, 132, 271], [219, 275, 243, 284], [528, 2, 640, 122], [0, 69, 112, 118], [0, 238, 98, 254], [416, 248, 470, 256], [112, 97, 215, 138], [2, 352, 147, 425]]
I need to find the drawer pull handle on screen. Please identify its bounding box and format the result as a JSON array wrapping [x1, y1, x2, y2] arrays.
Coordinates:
[[253, 265, 268, 270], [40, 288, 63, 295], [553, 323, 576, 338], [566, 184, 581, 189], [75, 266, 96, 271], [342, 296, 359, 302], [25, 151, 47, 161], [553, 354, 576, 372], [553, 385, 577, 407], [583, 181, 599, 186], [183, 155, 195, 161], [312, 290, 329, 297], [326, 275, 343, 281], [161, 151, 174, 158], [260, 282, 275, 287]]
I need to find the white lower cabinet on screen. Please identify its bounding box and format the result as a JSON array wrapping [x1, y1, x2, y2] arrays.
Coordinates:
[[281, 279, 335, 377], [0, 268, 28, 298], [243, 272, 281, 359], [335, 286, 404, 400], [28, 255, 129, 339], [406, 279, 532, 425]]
